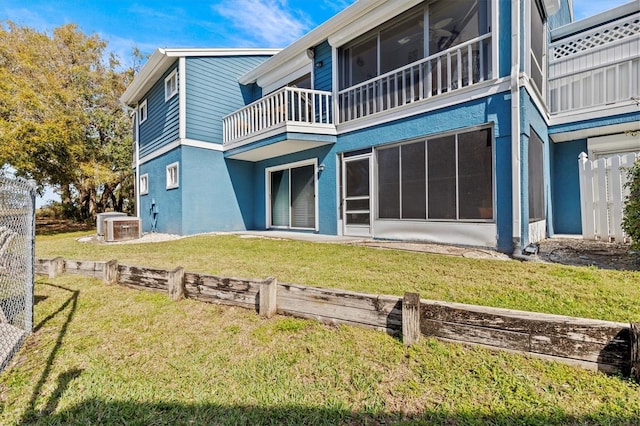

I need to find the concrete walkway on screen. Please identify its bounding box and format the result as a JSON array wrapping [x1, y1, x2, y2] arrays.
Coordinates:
[[232, 230, 368, 243]]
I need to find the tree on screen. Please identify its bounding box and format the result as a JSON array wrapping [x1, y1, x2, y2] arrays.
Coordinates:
[[622, 158, 640, 250], [0, 21, 134, 219]]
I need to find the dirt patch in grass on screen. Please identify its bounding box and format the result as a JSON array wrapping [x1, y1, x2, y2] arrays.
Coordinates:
[[537, 238, 639, 271], [36, 219, 93, 236]]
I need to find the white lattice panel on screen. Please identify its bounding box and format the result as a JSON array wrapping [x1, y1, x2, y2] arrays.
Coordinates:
[[551, 14, 640, 61]]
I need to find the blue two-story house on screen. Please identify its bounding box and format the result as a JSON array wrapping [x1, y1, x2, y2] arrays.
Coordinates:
[[121, 0, 640, 254]]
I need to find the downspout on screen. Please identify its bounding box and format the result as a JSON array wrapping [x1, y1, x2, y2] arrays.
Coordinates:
[[511, 0, 522, 256], [134, 106, 141, 219]]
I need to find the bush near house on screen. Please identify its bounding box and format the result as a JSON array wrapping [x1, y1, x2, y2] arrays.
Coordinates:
[[623, 158, 640, 250]]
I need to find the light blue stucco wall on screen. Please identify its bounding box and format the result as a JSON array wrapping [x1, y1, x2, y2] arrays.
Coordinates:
[[181, 146, 254, 234], [551, 138, 586, 234], [244, 92, 514, 249], [139, 60, 180, 158], [185, 55, 273, 144], [252, 146, 334, 231], [138, 148, 183, 235]]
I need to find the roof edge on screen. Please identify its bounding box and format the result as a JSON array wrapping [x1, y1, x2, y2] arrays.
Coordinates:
[[120, 48, 281, 105]]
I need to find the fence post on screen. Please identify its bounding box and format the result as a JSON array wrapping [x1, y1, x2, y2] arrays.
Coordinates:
[[403, 292, 421, 346], [631, 322, 639, 383], [104, 260, 119, 285], [168, 267, 185, 301], [48, 257, 65, 279], [259, 277, 278, 318]]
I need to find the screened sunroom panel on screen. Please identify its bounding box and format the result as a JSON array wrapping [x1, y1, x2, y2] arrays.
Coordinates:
[[458, 128, 493, 219]]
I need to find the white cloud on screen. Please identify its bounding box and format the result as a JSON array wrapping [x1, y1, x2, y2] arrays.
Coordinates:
[[213, 0, 312, 47], [1, 7, 59, 32]]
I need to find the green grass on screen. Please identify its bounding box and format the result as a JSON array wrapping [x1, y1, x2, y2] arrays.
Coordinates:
[[35, 232, 640, 322], [1, 275, 639, 425]]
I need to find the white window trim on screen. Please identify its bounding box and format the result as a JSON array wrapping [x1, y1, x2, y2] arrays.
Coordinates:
[[139, 173, 149, 195], [139, 99, 148, 124], [265, 158, 318, 231], [166, 162, 179, 190], [165, 69, 178, 102]]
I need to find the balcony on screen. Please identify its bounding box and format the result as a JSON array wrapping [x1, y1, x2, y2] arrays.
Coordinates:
[[222, 87, 335, 159], [548, 11, 640, 116], [338, 34, 492, 123]]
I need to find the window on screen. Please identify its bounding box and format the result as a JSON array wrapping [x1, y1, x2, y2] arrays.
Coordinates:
[[139, 174, 149, 195], [377, 127, 493, 221], [339, 1, 491, 90], [530, 0, 545, 95], [269, 162, 316, 229], [528, 129, 545, 222], [166, 162, 179, 189], [139, 99, 148, 123], [165, 69, 178, 101]]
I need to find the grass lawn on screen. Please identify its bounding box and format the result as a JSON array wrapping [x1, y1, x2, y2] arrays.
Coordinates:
[[35, 231, 640, 322], [1, 274, 639, 425]]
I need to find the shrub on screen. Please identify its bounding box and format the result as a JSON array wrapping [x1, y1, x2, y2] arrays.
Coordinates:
[[622, 158, 640, 250]]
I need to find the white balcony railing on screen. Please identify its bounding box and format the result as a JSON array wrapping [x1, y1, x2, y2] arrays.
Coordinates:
[[223, 87, 333, 146], [548, 12, 640, 115], [338, 34, 492, 123]]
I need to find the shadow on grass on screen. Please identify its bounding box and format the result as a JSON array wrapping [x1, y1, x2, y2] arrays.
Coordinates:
[[21, 399, 640, 425], [22, 283, 79, 423]]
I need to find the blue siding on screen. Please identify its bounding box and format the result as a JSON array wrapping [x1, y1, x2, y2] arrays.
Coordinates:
[[138, 147, 183, 235], [313, 40, 332, 92], [552, 139, 586, 234], [185, 56, 272, 144], [180, 146, 255, 234], [139, 61, 180, 158], [498, 0, 512, 78]]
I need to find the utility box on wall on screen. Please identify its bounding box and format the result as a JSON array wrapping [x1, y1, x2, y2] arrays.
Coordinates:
[[104, 217, 141, 242], [96, 212, 127, 236]]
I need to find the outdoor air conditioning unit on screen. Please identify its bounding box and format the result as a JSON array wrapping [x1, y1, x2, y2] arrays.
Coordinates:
[[96, 212, 127, 236], [104, 217, 141, 242]]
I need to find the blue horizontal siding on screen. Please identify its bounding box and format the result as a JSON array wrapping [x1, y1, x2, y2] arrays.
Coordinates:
[[186, 55, 273, 144], [139, 60, 180, 158], [314, 41, 332, 92]]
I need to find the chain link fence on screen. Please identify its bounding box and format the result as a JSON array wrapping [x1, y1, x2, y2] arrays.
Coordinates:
[[0, 176, 35, 372]]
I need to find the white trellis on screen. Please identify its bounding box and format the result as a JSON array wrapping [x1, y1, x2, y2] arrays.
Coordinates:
[[578, 151, 638, 242]]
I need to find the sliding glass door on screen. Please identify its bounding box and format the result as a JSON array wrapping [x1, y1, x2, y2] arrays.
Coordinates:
[[268, 162, 316, 230]]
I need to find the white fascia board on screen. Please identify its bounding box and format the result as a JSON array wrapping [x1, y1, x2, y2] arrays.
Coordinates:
[[238, 0, 393, 85], [327, 0, 423, 47], [551, 1, 639, 40], [121, 48, 280, 105]]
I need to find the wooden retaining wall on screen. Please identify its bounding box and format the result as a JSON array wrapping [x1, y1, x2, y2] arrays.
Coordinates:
[[36, 257, 639, 380]]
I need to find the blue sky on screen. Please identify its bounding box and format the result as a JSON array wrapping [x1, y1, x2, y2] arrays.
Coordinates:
[[1, 0, 633, 206], [1, 0, 634, 65]]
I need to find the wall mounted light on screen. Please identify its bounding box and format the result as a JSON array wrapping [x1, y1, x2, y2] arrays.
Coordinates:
[[315, 61, 323, 68], [306, 48, 315, 59], [318, 164, 325, 171]]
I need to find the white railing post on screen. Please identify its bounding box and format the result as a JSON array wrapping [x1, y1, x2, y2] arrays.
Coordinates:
[[578, 152, 596, 240]]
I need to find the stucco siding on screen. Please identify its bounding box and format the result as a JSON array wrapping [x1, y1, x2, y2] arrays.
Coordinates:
[[180, 146, 255, 234], [552, 138, 586, 234], [138, 147, 183, 235]]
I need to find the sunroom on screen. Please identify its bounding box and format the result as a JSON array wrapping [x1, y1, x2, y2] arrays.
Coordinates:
[[335, 0, 496, 123]]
